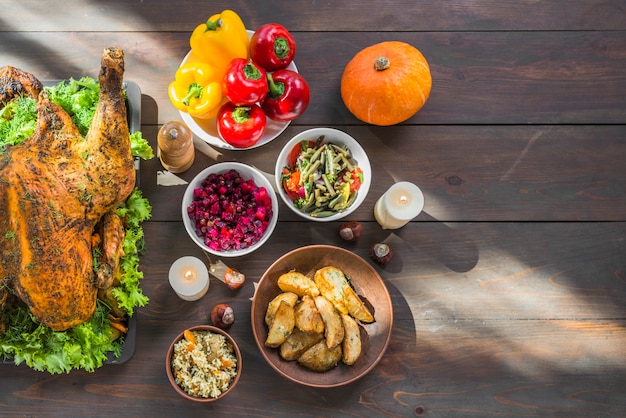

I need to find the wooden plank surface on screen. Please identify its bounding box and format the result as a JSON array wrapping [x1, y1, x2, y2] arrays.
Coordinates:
[[1, 0, 625, 416], [2, 31, 625, 126], [2, 221, 625, 416], [138, 127, 626, 222], [136, 221, 626, 322], [5, 0, 626, 31]]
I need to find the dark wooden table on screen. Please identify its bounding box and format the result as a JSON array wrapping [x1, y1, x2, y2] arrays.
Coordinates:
[[2, 1, 626, 416]]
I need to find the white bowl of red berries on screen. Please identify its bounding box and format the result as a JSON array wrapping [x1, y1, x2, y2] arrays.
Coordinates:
[[183, 162, 278, 257]]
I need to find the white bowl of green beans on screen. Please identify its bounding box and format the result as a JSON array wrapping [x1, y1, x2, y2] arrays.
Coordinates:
[[275, 128, 371, 222]]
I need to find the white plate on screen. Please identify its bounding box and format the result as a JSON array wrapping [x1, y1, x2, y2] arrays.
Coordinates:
[[178, 30, 298, 150]]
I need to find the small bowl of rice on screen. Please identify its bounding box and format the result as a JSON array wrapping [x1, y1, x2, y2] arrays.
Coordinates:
[[166, 325, 242, 402]]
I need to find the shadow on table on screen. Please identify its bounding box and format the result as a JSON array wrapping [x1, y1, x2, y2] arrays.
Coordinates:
[[309, 212, 480, 276], [398, 211, 479, 274]]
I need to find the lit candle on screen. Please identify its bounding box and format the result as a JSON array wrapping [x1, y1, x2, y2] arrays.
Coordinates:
[[374, 181, 424, 229], [168, 256, 210, 301]]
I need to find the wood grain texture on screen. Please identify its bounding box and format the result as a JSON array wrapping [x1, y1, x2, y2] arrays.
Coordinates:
[[139, 126, 626, 222], [1, 31, 626, 125], [4, 0, 626, 31], [2, 221, 626, 416], [1, 0, 625, 416]]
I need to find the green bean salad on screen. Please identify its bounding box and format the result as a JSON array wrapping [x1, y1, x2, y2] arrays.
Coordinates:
[[280, 135, 364, 217]]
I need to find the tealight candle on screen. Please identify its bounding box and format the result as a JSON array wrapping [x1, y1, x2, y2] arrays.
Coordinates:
[[374, 181, 424, 229], [168, 256, 210, 301]]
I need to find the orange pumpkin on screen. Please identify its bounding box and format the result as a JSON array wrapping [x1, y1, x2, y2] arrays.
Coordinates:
[[341, 41, 432, 126]]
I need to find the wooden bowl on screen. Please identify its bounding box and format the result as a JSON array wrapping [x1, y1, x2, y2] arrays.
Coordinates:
[[251, 245, 393, 387], [166, 325, 242, 402]]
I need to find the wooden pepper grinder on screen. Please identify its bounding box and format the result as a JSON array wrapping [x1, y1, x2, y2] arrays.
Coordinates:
[[157, 120, 195, 173]]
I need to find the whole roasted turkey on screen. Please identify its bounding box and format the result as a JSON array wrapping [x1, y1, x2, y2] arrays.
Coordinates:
[[0, 48, 135, 331]]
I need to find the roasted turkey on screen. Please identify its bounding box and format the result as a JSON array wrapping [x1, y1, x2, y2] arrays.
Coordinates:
[[0, 65, 42, 103], [0, 48, 135, 331]]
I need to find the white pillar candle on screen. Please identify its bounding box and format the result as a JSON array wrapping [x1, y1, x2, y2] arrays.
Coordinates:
[[374, 181, 424, 229], [168, 256, 210, 301]]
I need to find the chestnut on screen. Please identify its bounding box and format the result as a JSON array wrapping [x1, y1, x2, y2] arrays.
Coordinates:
[[224, 267, 245, 290], [210, 304, 235, 329], [369, 243, 393, 266], [338, 221, 363, 242]]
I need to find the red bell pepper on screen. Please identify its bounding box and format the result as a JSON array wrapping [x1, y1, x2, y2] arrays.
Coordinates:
[[262, 69, 310, 122], [250, 23, 296, 71], [217, 102, 267, 148], [349, 167, 363, 192], [222, 58, 268, 106]]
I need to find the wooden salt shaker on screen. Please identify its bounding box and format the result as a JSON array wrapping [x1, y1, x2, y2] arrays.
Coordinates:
[[157, 120, 195, 173]]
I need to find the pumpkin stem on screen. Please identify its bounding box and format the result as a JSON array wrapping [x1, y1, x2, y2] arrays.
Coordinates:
[[374, 57, 390, 71]]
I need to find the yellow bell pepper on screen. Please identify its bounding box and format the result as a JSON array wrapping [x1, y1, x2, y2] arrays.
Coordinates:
[[168, 61, 225, 119], [189, 9, 249, 73]]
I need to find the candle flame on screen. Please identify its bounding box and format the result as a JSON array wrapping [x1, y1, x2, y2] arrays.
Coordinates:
[[399, 195, 408, 205], [183, 269, 196, 282]]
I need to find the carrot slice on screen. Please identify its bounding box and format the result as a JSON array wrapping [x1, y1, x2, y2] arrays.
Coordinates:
[[183, 329, 196, 343], [110, 321, 128, 334]]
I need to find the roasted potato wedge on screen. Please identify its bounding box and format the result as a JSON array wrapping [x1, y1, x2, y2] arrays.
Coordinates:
[[279, 328, 324, 361], [343, 285, 374, 323], [277, 270, 320, 297], [314, 266, 349, 315], [314, 266, 374, 323], [265, 291, 298, 326], [265, 267, 375, 370], [297, 339, 342, 372], [294, 295, 325, 334], [341, 314, 361, 365], [314, 295, 344, 349], [265, 300, 295, 348]]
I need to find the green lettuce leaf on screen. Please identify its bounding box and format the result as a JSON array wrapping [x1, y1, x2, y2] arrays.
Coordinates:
[[130, 131, 155, 160], [114, 188, 152, 314], [45, 77, 100, 135], [0, 96, 37, 151]]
